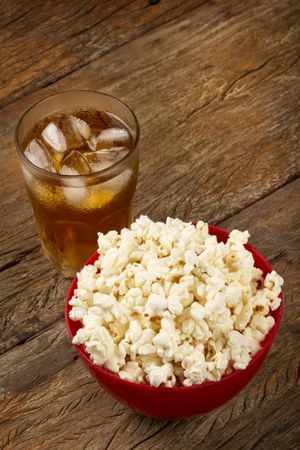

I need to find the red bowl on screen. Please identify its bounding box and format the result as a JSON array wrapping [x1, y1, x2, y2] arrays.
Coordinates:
[[65, 225, 282, 420]]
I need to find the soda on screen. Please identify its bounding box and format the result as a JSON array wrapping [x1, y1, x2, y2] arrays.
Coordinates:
[[17, 92, 139, 277]]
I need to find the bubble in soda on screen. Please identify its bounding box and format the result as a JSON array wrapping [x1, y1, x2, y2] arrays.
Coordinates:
[[23, 110, 132, 175]]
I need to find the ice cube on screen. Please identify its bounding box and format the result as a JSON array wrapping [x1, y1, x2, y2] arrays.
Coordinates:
[[103, 168, 132, 191], [82, 169, 132, 210], [24, 139, 53, 169], [76, 168, 133, 210], [63, 185, 88, 207], [47, 114, 86, 152], [60, 150, 91, 175], [59, 114, 87, 150], [69, 115, 91, 140], [99, 128, 129, 142], [41, 122, 67, 153], [84, 148, 129, 173], [87, 134, 98, 151], [61, 172, 88, 206], [88, 128, 129, 150]]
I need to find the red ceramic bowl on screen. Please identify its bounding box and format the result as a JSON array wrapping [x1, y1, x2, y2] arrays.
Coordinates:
[[65, 225, 282, 420]]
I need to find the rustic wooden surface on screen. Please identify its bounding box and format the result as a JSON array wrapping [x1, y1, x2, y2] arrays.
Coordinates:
[[0, 0, 299, 448]]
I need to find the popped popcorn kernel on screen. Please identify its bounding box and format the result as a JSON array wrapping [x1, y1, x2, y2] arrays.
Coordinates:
[[69, 216, 283, 387]]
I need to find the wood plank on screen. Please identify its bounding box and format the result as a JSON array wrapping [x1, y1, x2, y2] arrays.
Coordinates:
[[1, 0, 299, 355], [0, 254, 69, 354], [0, 179, 299, 449], [0, 359, 298, 449], [0, 0, 208, 108], [0, 319, 77, 397]]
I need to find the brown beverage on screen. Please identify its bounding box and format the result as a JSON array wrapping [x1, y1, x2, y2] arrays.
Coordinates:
[[16, 92, 139, 277]]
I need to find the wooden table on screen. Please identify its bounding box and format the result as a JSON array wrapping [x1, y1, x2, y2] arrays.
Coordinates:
[[1, 1, 299, 448]]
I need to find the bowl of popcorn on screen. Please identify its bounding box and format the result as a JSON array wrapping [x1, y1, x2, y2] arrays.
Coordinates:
[[65, 216, 283, 420]]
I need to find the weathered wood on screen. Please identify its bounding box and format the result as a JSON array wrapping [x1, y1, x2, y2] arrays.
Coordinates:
[[1, 0, 300, 448], [1, 0, 299, 356], [0, 180, 299, 449], [0, 0, 207, 108], [0, 319, 77, 397], [0, 265, 70, 356], [0, 360, 298, 449]]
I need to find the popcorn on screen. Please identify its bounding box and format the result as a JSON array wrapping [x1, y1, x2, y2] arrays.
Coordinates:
[[145, 293, 168, 317], [119, 361, 144, 383], [190, 302, 207, 321], [93, 293, 115, 309], [145, 362, 176, 387], [125, 320, 142, 343], [69, 216, 283, 387], [167, 295, 183, 315], [73, 326, 115, 367]]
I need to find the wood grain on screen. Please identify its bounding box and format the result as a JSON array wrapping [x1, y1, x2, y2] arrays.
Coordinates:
[[1, 0, 300, 448], [1, 0, 299, 355], [0, 179, 299, 449], [0, 319, 77, 397], [0, 0, 208, 108]]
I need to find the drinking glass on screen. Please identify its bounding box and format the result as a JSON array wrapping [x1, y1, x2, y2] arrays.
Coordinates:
[[16, 91, 140, 277]]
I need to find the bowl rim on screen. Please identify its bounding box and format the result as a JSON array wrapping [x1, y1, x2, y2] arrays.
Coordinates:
[[65, 224, 283, 391]]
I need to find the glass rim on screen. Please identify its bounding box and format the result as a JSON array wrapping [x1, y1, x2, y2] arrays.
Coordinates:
[[15, 89, 140, 180]]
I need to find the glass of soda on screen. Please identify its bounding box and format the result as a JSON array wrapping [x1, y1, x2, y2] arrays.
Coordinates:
[[16, 91, 140, 277]]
